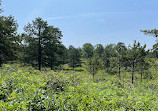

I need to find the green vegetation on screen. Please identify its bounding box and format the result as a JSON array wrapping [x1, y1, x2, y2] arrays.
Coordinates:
[[0, 63, 158, 110], [1, 0, 158, 110]]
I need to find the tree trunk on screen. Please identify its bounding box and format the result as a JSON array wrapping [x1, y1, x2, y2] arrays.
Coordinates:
[[132, 72, 134, 84], [38, 29, 41, 71], [141, 71, 143, 82], [118, 63, 121, 80], [132, 61, 134, 84], [125, 66, 127, 76], [93, 64, 95, 81], [50, 59, 53, 70], [156, 48, 158, 58], [0, 59, 2, 67], [72, 57, 75, 69], [106, 68, 109, 73]]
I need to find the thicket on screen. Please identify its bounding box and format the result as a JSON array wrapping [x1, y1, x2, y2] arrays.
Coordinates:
[[0, 63, 158, 110]]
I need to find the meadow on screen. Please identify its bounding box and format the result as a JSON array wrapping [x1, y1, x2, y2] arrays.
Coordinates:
[[0, 62, 158, 111]]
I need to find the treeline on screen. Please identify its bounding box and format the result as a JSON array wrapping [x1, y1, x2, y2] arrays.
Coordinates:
[[81, 42, 150, 83], [0, 0, 158, 83]]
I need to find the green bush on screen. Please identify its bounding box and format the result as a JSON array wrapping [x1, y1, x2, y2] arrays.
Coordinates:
[[0, 63, 157, 110]]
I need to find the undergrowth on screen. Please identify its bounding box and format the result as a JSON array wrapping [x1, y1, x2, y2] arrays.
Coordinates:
[[0, 64, 157, 110]]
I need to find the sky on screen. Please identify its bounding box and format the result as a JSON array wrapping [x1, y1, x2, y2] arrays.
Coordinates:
[[1, 0, 158, 49]]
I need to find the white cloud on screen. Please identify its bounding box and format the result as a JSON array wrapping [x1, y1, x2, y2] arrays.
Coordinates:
[[45, 11, 138, 21], [44, 12, 104, 21], [46, 15, 76, 20]]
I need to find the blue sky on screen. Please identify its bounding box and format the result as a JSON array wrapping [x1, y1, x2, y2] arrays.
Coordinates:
[[2, 0, 158, 49]]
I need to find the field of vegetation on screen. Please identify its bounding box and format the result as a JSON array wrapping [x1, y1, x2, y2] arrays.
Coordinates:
[[0, 62, 158, 110], [1, 0, 158, 110]]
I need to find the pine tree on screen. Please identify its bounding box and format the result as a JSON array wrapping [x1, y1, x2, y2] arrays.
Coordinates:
[[24, 17, 48, 70], [68, 45, 81, 69], [0, 16, 18, 66]]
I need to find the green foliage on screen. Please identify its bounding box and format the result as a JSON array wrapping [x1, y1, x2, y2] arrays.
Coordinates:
[[95, 44, 104, 58], [0, 3, 157, 110], [42, 26, 63, 69], [68, 45, 81, 68], [114, 42, 127, 78], [23, 17, 48, 70], [101, 44, 116, 73], [0, 63, 158, 110], [82, 43, 94, 59], [141, 29, 158, 38], [141, 29, 158, 58], [152, 43, 158, 58], [84, 54, 102, 81], [0, 15, 18, 66], [23, 17, 64, 70], [127, 41, 149, 83]]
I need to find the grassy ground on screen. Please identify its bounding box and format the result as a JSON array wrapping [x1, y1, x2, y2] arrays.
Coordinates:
[[0, 63, 158, 110]]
